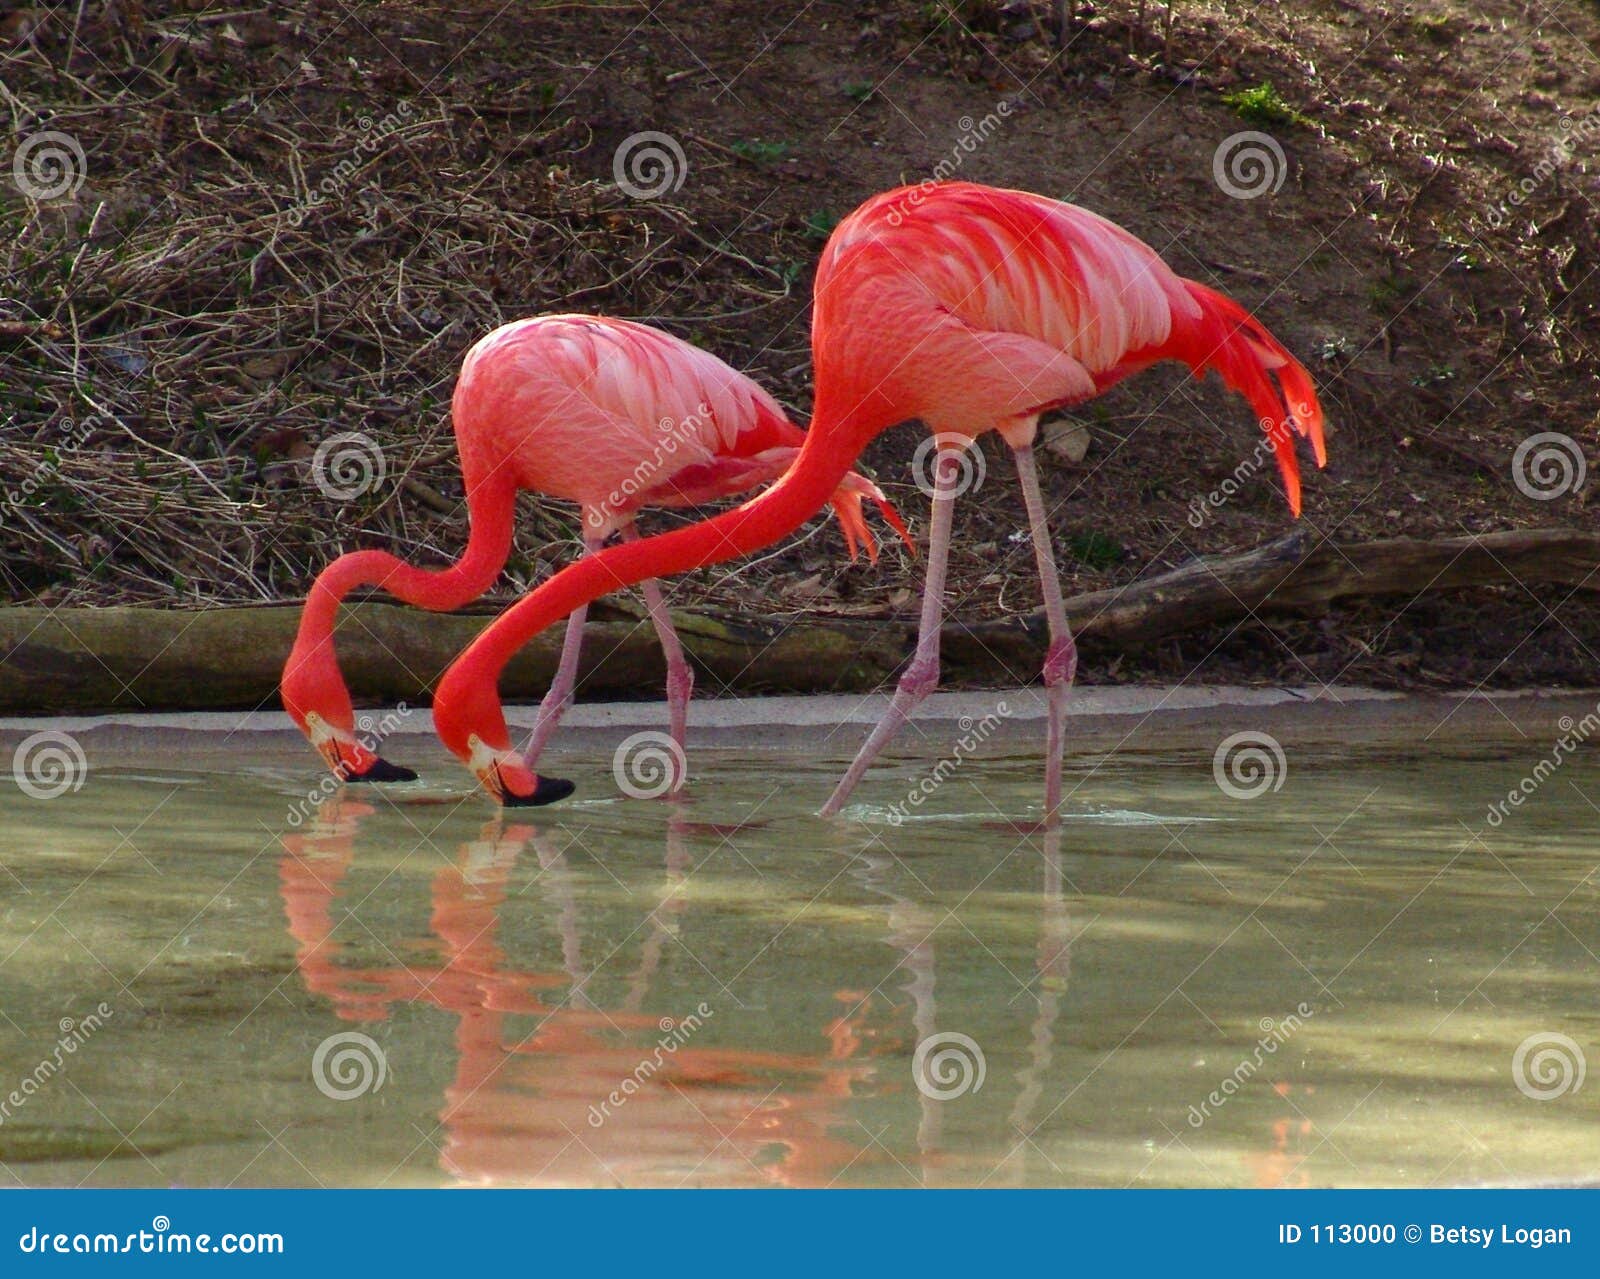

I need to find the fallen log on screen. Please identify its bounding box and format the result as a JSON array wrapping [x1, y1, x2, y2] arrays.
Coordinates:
[[0, 528, 1594, 714], [1055, 526, 1600, 642]]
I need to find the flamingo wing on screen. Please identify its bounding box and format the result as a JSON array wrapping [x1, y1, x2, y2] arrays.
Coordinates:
[[817, 182, 1325, 509], [457, 315, 799, 523], [561, 317, 797, 459]]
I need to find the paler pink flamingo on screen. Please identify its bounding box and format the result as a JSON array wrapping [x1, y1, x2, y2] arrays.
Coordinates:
[[427, 183, 1327, 820], [281, 314, 909, 803]]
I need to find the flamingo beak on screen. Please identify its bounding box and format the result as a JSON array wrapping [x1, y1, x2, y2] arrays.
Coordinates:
[[466, 736, 575, 807], [304, 714, 418, 783], [347, 756, 421, 783], [312, 735, 346, 775]]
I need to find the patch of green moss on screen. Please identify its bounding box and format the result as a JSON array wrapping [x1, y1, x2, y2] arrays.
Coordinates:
[[1221, 82, 1310, 129]]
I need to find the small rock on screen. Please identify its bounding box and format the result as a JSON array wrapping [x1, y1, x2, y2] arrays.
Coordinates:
[[1042, 416, 1092, 464], [785, 573, 828, 599], [241, 354, 287, 381]]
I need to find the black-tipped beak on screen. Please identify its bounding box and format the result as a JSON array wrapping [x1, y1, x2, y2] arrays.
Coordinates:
[[343, 757, 420, 784], [501, 774, 576, 807]]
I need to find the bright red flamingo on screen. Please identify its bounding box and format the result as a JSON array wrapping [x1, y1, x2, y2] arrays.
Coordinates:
[[281, 314, 908, 802], [429, 183, 1327, 819]]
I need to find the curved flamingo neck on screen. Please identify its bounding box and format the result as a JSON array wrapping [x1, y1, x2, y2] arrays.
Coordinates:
[[284, 473, 517, 727], [303, 480, 514, 627]]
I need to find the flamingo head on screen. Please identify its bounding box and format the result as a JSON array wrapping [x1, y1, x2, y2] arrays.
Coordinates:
[[432, 668, 575, 808], [281, 637, 418, 783], [829, 472, 916, 565]]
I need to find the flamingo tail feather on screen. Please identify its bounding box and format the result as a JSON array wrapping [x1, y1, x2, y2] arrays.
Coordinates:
[[1168, 281, 1327, 517]]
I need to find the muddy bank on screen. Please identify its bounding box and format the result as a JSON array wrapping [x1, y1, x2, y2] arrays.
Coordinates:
[[2, 529, 1593, 714]]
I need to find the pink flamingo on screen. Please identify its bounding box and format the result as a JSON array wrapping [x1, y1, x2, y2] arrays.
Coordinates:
[[428, 182, 1327, 819], [281, 314, 909, 803]]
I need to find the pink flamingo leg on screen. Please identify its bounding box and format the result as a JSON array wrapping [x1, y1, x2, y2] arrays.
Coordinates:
[[1011, 443, 1077, 828], [621, 523, 693, 791], [820, 448, 962, 817], [524, 534, 603, 768]]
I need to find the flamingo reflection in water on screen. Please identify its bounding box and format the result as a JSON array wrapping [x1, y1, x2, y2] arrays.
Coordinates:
[[278, 801, 1080, 1186], [839, 831, 1072, 1187], [278, 799, 867, 1186]]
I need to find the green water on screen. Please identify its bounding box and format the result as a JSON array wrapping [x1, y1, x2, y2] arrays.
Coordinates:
[[1, 746, 1595, 1187]]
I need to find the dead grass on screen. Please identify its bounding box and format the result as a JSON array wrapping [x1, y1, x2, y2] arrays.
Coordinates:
[[1, 0, 1596, 685]]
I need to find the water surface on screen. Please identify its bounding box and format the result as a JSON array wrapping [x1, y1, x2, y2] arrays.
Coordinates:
[[1, 744, 1595, 1187]]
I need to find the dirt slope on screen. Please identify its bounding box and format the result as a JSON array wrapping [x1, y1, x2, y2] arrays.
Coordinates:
[[2, 1, 1596, 689]]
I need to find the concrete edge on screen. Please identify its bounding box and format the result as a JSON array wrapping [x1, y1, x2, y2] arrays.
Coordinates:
[[1, 686, 1595, 773]]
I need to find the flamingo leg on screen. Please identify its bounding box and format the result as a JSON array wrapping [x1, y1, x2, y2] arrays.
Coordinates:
[[820, 448, 963, 817], [621, 523, 692, 791], [1011, 443, 1077, 827], [524, 534, 604, 768]]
